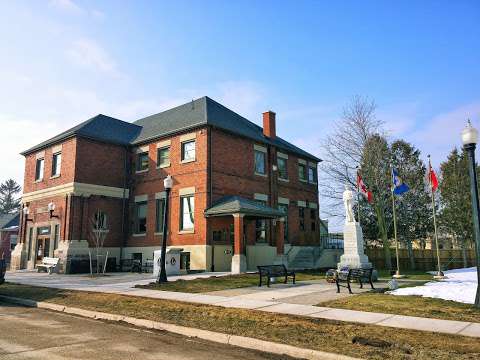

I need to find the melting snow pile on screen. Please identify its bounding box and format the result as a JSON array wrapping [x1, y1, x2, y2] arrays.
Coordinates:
[[389, 267, 478, 304]]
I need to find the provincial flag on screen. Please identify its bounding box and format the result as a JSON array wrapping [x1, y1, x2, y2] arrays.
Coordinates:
[[392, 167, 410, 195], [429, 164, 439, 192], [357, 172, 373, 203]]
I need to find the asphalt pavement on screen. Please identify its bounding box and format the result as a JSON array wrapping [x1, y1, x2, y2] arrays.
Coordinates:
[[0, 302, 294, 360]]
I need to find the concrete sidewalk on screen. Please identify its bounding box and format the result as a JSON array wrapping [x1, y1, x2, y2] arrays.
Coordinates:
[[5, 271, 480, 338]]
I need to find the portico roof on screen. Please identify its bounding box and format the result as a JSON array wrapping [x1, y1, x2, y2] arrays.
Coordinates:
[[204, 196, 285, 218]]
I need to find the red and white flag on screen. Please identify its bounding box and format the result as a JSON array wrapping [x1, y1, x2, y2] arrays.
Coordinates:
[[357, 172, 373, 203], [429, 164, 439, 192]]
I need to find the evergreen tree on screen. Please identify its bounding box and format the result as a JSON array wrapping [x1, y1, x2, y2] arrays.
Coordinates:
[[438, 148, 474, 267], [391, 140, 432, 269], [0, 179, 21, 214], [360, 134, 393, 268]]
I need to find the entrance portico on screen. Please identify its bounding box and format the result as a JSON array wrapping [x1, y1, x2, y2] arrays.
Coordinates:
[[205, 196, 286, 274]]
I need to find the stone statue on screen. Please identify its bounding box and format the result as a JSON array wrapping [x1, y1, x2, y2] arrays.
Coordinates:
[[343, 185, 355, 223]]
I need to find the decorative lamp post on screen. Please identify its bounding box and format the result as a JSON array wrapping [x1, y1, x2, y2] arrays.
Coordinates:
[[157, 175, 173, 283], [461, 120, 480, 307]]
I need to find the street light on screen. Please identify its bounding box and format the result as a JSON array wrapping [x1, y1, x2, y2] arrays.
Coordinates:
[[157, 175, 173, 283], [48, 202, 58, 218], [461, 120, 480, 308]]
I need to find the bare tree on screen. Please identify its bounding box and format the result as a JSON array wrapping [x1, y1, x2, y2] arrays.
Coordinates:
[[90, 210, 109, 275], [320, 96, 383, 220]]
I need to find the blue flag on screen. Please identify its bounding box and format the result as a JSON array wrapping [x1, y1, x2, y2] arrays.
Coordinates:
[[392, 168, 409, 195]]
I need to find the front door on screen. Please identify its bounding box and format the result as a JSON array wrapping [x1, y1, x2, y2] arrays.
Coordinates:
[[36, 237, 50, 264]]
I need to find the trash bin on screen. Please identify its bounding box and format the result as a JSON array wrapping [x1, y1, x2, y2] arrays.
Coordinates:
[[154, 248, 183, 277]]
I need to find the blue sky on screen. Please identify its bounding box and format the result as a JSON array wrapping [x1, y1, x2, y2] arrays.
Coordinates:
[[1, 0, 479, 221]]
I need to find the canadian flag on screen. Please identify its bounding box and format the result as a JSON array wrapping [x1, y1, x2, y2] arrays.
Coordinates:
[[429, 164, 439, 192], [357, 172, 373, 203]]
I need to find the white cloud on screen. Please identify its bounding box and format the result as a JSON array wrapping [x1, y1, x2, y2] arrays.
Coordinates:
[[48, 0, 84, 14], [66, 38, 122, 77]]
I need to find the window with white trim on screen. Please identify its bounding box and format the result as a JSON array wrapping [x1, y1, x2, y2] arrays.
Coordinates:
[[308, 166, 318, 183], [136, 152, 149, 172], [135, 201, 148, 234], [181, 140, 196, 162], [35, 158, 44, 181], [298, 163, 306, 182], [52, 153, 61, 176], [278, 157, 288, 180], [180, 195, 194, 230], [157, 146, 170, 167], [155, 198, 166, 233], [254, 150, 266, 175]]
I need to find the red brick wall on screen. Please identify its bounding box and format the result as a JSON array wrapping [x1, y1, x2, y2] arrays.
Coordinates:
[[210, 128, 320, 246], [74, 138, 127, 188], [126, 128, 208, 248], [23, 138, 77, 193]]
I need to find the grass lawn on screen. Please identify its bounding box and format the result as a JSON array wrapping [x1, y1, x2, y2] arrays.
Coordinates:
[[137, 270, 326, 293], [1, 283, 480, 360], [376, 269, 435, 280], [322, 291, 480, 323]]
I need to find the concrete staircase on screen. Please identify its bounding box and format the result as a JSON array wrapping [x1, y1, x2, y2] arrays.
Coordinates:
[[287, 246, 318, 270]]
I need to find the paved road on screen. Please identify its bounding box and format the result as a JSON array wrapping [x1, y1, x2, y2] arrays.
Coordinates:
[[0, 302, 293, 360]]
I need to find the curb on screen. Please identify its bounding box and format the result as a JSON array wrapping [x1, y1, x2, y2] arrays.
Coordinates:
[[0, 295, 359, 360]]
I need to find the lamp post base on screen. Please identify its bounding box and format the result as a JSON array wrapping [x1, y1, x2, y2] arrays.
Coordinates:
[[393, 270, 407, 279]]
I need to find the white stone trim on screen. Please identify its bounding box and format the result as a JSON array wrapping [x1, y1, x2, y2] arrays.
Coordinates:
[[278, 197, 289, 205], [35, 151, 45, 160], [298, 159, 307, 165], [179, 187, 195, 196], [254, 144, 267, 153], [51, 145, 62, 154], [134, 194, 148, 203], [180, 132, 196, 142], [297, 200, 307, 208], [156, 140, 171, 148], [309, 202, 318, 209], [254, 193, 268, 202], [22, 182, 129, 203], [155, 192, 166, 199], [277, 151, 288, 159], [136, 145, 149, 153]]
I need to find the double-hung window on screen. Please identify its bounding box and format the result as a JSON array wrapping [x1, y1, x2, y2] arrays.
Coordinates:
[[298, 163, 307, 182], [155, 198, 166, 233], [254, 150, 266, 175], [35, 158, 44, 181], [137, 152, 149, 172], [299, 207, 305, 231], [180, 195, 194, 231], [157, 146, 170, 168], [278, 157, 288, 180], [311, 209, 316, 231], [278, 204, 289, 243], [308, 165, 318, 184], [52, 153, 61, 177], [255, 200, 267, 242], [181, 140, 196, 162], [135, 201, 148, 234]]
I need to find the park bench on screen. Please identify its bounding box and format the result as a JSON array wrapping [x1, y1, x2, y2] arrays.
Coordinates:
[[257, 264, 296, 287], [37, 257, 59, 274], [119, 259, 142, 273], [335, 267, 375, 294], [0, 259, 6, 284]]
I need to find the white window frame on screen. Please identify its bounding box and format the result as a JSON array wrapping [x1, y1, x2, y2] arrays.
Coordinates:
[[51, 152, 62, 177]]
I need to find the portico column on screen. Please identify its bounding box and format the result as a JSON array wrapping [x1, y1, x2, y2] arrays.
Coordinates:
[[276, 217, 285, 255], [231, 213, 247, 274], [274, 217, 288, 266]]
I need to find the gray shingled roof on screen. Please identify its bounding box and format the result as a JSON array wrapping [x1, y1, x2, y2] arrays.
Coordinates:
[[133, 97, 320, 161], [0, 212, 19, 230], [22, 115, 142, 155], [22, 97, 320, 162], [204, 196, 286, 218]]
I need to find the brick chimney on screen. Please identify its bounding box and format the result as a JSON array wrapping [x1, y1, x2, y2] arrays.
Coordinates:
[[263, 111, 276, 138]]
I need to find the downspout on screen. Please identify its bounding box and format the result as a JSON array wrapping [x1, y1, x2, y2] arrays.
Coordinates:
[[119, 146, 128, 263], [208, 128, 214, 271]]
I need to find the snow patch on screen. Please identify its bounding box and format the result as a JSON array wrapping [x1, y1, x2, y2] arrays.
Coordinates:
[[389, 267, 478, 304]]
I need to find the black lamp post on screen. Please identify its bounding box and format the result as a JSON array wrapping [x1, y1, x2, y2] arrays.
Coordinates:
[[461, 120, 480, 307], [157, 175, 173, 283]]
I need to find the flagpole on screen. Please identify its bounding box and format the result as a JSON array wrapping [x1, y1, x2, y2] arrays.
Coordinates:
[[428, 155, 444, 279], [391, 165, 403, 278], [356, 166, 360, 225]]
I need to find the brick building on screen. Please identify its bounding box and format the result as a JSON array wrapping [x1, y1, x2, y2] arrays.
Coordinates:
[[0, 213, 19, 265], [12, 97, 321, 273]]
